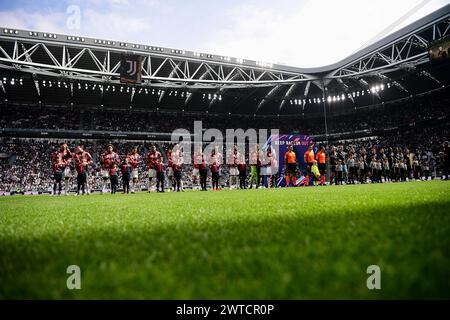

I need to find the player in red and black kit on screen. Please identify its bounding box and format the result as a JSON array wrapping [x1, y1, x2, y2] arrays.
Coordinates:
[[210, 148, 221, 190], [73, 146, 93, 196], [166, 146, 174, 191], [228, 145, 240, 190], [78, 144, 93, 194], [126, 146, 141, 193], [172, 146, 184, 192], [62, 145, 74, 195], [146, 145, 161, 192], [100, 144, 120, 194], [198, 154, 208, 191], [192, 148, 203, 190], [51, 143, 72, 196]]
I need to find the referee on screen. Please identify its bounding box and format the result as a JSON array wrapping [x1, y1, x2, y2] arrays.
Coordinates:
[[284, 145, 297, 187], [316, 146, 327, 186], [304, 145, 315, 186]]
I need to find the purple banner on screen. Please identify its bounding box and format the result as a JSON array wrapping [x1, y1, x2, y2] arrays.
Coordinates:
[[263, 134, 314, 187]]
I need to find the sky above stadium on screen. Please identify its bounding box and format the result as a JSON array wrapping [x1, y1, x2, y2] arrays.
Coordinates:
[[0, 0, 449, 68]]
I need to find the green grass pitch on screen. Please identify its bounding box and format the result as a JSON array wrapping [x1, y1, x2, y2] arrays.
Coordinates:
[[1, 181, 449, 299]]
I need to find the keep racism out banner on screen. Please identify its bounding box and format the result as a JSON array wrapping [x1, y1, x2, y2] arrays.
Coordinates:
[[263, 134, 315, 187]]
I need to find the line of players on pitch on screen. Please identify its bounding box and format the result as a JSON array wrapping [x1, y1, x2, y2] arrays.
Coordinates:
[[50, 142, 327, 195]]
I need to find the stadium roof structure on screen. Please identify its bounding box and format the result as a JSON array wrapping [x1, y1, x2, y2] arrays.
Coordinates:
[[0, 4, 449, 116]]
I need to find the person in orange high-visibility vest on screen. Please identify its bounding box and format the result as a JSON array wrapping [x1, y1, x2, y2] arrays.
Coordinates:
[[284, 145, 297, 187], [316, 146, 327, 186], [303, 145, 315, 186]]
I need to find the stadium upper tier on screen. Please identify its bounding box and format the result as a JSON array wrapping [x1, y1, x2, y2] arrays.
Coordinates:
[[0, 4, 448, 115]]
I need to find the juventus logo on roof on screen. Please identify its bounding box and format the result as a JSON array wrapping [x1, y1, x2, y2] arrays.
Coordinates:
[[120, 53, 142, 84]]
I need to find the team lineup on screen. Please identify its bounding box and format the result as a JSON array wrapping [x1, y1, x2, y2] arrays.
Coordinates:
[[49, 139, 448, 195], [51, 142, 281, 195], [50, 142, 316, 195]]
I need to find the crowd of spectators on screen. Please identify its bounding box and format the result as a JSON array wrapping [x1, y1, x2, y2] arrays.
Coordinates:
[[0, 122, 448, 194], [0, 90, 448, 193], [1, 90, 449, 136]]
